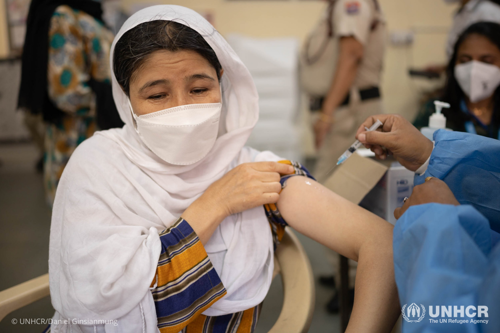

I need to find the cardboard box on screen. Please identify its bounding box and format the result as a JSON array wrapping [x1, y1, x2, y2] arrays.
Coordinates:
[[359, 162, 415, 225], [323, 151, 415, 225], [323, 152, 388, 205]]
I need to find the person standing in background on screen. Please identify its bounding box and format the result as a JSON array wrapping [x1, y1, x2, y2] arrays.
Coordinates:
[[17, 0, 123, 206], [301, 0, 386, 180], [299, 0, 386, 313]]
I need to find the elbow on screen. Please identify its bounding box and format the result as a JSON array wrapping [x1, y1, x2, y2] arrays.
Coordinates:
[[348, 47, 364, 65], [352, 51, 364, 64], [340, 36, 364, 65], [358, 224, 394, 264]]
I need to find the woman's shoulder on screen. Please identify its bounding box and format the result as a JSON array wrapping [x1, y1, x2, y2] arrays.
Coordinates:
[[54, 133, 140, 209], [66, 133, 127, 172]]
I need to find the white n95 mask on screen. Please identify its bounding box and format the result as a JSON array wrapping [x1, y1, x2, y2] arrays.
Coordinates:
[[129, 102, 222, 165], [455, 61, 500, 103]]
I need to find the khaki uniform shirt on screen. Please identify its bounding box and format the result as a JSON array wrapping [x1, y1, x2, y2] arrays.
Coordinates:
[[332, 0, 386, 89]]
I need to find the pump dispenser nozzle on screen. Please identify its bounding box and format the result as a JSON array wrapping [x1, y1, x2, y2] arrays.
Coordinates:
[[430, 101, 450, 129], [433, 101, 450, 114], [421, 101, 452, 140]]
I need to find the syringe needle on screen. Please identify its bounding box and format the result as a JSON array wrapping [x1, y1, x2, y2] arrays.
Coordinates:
[[336, 119, 383, 165]]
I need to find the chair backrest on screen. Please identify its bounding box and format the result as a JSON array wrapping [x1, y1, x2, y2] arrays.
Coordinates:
[[269, 228, 315, 333]]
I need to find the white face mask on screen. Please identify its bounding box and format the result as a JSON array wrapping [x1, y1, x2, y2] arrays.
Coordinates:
[[129, 101, 222, 165], [454, 60, 500, 103]]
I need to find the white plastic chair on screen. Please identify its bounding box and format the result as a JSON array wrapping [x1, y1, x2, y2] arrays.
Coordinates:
[[0, 228, 315, 332]]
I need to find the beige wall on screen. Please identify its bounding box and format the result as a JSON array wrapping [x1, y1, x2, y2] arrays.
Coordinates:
[[381, 0, 456, 120], [0, 0, 9, 57], [119, 0, 457, 122], [0, 0, 459, 117], [123, 0, 325, 40], [119, 0, 458, 157], [0, 0, 459, 154], [122, 0, 457, 157]]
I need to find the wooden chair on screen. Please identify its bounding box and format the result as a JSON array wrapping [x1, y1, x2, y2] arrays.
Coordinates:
[[0, 228, 315, 332]]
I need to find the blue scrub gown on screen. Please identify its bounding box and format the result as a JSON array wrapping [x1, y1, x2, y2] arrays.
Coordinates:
[[393, 130, 500, 333]]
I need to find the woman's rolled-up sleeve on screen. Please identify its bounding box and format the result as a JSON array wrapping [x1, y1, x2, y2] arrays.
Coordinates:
[[152, 218, 227, 333], [264, 160, 316, 247]]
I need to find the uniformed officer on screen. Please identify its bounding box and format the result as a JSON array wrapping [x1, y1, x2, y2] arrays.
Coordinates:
[[301, 0, 386, 181], [300, 0, 386, 313]]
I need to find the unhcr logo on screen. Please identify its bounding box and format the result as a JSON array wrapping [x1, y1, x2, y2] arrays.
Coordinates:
[[402, 303, 426, 323], [401, 304, 489, 325]]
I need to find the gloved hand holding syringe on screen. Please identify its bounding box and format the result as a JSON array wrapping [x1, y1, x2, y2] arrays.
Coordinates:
[[337, 119, 383, 165]]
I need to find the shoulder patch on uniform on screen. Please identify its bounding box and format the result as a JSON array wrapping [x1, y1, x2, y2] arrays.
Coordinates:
[[345, 1, 360, 15]]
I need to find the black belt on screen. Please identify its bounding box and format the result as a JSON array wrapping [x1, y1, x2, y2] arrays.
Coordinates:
[[309, 86, 381, 111]]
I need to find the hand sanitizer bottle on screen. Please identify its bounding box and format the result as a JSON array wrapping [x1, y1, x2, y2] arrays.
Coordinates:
[[421, 101, 451, 140]]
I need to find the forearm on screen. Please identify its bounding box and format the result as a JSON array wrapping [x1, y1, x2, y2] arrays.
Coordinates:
[[154, 218, 226, 332], [181, 195, 226, 245], [347, 230, 400, 333], [322, 38, 363, 116]]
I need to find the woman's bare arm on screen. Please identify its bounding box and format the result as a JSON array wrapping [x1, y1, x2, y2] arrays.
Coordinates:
[[277, 176, 400, 333]]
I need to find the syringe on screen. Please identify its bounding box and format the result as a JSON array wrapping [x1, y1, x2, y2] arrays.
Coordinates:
[[336, 119, 383, 165]]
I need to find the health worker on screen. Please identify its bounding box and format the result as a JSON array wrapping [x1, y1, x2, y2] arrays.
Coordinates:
[[357, 114, 500, 333]]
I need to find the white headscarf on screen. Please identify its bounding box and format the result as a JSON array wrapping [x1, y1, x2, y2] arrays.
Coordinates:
[[49, 5, 279, 331]]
